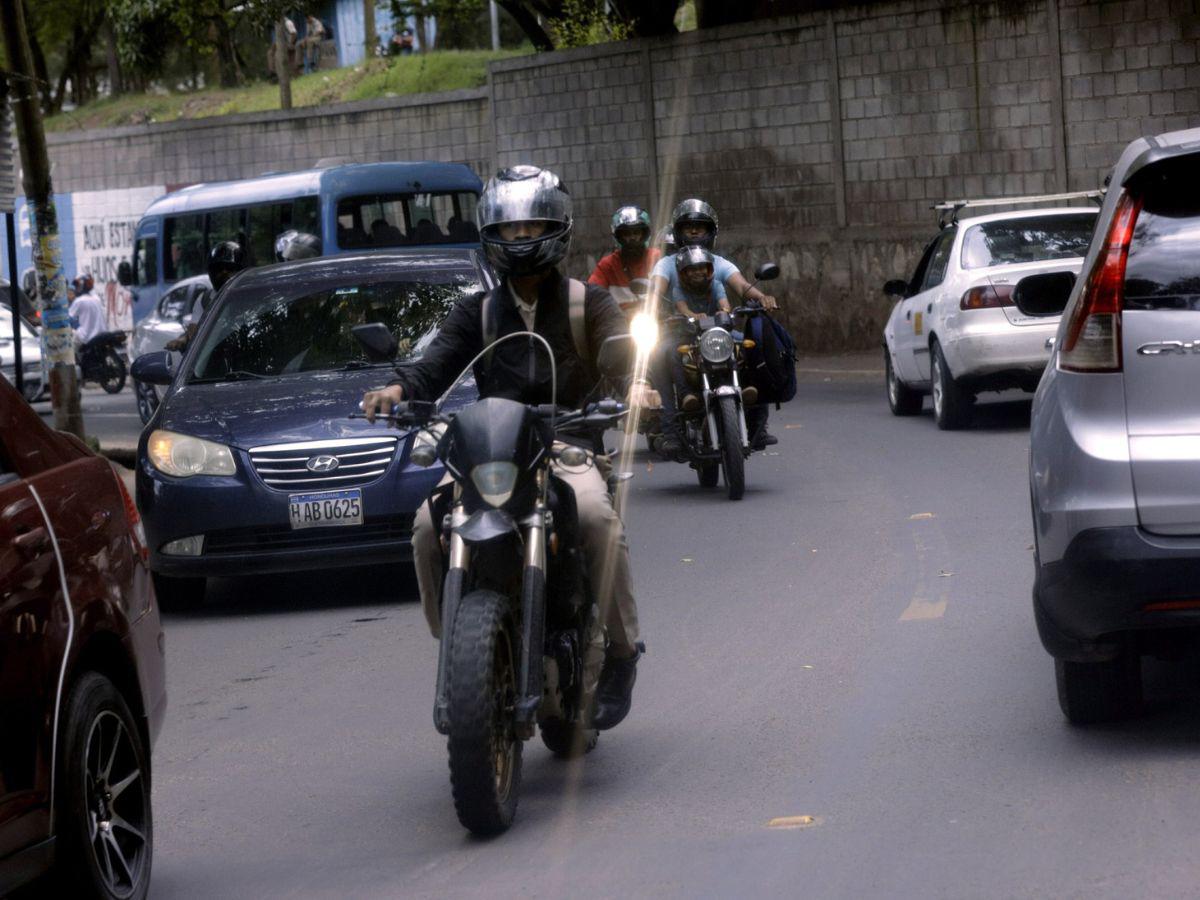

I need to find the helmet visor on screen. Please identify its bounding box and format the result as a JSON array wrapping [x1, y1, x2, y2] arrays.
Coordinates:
[[477, 167, 572, 232]]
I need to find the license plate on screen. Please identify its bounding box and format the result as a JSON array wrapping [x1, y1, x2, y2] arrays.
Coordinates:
[[288, 489, 363, 530]]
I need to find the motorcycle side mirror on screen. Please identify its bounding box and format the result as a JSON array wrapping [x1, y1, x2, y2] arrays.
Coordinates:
[[1013, 271, 1076, 317], [131, 350, 174, 386], [117, 260, 133, 287], [21, 268, 38, 298], [598, 333, 635, 378], [352, 323, 399, 361], [883, 279, 911, 298], [754, 262, 780, 282]]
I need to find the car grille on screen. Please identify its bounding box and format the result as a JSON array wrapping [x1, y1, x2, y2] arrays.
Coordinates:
[[248, 437, 399, 490], [204, 514, 415, 555]]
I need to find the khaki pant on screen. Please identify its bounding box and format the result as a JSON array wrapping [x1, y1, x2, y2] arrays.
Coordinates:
[[411, 450, 640, 655]]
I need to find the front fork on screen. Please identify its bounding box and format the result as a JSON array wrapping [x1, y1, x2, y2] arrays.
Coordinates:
[[702, 370, 750, 449], [432, 486, 549, 740]]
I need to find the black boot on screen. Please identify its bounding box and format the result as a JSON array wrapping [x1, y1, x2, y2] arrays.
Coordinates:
[[592, 642, 644, 731]]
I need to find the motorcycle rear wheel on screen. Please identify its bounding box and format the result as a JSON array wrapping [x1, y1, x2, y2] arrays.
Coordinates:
[[447, 589, 522, 835], [101, 351, 127, 394], [717, 395, 745, 500]]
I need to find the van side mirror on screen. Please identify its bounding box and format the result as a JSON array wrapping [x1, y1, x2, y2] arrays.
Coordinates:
[[1013, 271, 1076, 317], [352, 323, 399, 361], [117, 261, 133, 287], [598, 334, 635, 378], [131, 350, 174, 386], [883, 279, 910, 298], [754, 262, 780, 282]]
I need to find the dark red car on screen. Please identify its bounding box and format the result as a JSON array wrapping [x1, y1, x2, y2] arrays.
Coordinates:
[[0, 376, 165, 899]]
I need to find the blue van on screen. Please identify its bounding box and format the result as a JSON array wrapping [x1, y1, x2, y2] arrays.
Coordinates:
[[124, 161, 482, 322]]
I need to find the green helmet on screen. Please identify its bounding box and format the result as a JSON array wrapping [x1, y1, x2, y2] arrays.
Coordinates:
[[611, 206, 652, 250]]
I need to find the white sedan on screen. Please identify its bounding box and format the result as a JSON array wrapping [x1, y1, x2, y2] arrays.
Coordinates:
[[882, 199, 1099, 429]]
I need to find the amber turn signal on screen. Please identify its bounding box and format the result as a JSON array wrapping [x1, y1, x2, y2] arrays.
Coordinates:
[[742, 339, 756, 349]]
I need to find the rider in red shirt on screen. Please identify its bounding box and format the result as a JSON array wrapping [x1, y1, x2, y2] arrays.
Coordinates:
[[589, 206, 661, 316]]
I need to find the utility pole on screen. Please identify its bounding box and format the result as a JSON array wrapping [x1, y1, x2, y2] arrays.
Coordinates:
[[0, 0, 85, 437], [275, 16, 293, 110], [363, 0, 377, 61], [490, 1, 501, 51]]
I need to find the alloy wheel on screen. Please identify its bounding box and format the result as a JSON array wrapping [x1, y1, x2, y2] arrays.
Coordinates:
[[84, 710, 149, 898], [931, 354, 944, 419]]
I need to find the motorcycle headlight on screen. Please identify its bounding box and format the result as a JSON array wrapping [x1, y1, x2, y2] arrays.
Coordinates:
[[470, 461, 519, 508], [148, 430, 237, 477], [699, 328, 734, 364], [630, 312, 659, 353]]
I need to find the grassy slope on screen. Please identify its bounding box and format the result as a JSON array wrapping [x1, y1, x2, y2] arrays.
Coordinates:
[[46, 49, 526, 133]]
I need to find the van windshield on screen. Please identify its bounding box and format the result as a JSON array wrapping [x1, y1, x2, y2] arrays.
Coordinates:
[[189, 277, 479, 382], [336, 192, 479, 248], [960, 213, 1096, 269]]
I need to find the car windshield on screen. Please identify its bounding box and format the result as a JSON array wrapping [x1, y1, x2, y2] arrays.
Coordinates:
[[188, 277, 478, 382], [960, 213, 1096, 269]]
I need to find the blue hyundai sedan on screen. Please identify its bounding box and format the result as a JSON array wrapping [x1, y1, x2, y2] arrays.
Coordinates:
[[134, 250, 491, 605]]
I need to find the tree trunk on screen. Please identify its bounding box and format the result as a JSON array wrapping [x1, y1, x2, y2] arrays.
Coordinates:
[[363, 0, 377, 59], [276, 18, 293, 110], [0, 0, 84, 438], [415, 10, 429, 52], [495, 1, 555, 50], [103, 18, 123, 95]]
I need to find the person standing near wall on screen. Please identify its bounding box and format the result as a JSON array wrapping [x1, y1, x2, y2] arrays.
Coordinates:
[[301, 15, 325, 74]]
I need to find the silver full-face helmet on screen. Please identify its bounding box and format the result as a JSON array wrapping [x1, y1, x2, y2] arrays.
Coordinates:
[[477, 165, 573, 276], [671, 199, 719, 250], [611, 205, 652, 250]]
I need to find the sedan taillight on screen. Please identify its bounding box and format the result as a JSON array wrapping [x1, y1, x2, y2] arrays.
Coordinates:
[[960, 284, 1014, 310], [1059, 192, 1141, 373], [110, 465, 149, 564]]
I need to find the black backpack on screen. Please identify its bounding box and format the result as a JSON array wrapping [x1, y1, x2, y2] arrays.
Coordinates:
[[744, 312, 797, 407]]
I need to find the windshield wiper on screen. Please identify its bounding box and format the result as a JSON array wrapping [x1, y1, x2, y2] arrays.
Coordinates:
[[190, 370, 267, 383], [338, 360, 395, 370]]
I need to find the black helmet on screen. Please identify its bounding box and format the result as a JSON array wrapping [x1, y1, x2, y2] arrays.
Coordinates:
[[477, 165, 572, 277], [671, 199, 719, 250], [274, 230, 322, 262], [675, 245, 714, 274], [208, 241, 247, 291], [611, 205, 651, 251]]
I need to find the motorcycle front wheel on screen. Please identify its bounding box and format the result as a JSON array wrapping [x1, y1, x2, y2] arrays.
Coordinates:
[[447, 589, 522, 835], [101, 351, 127, 394], [717, 395, 745, 501]]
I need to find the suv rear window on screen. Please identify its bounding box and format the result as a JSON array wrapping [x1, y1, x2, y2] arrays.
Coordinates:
[[1124, 176, 1200, 312], [960, 213, 1096, 269]]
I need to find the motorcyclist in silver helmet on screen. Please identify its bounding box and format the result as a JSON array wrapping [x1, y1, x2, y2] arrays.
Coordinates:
[[362, 165, 648, 731]]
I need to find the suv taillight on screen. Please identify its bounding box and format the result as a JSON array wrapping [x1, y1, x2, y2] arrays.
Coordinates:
[[960, 284, 1014, 310], [110, 465, 149, 564], [1059, 192, 1141, 373]]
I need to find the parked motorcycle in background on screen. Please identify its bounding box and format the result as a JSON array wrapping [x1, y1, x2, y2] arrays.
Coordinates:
[[78, 331, 129, 394]]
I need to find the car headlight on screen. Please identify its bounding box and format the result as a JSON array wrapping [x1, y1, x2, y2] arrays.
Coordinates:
[[148, 430, 237, 477], [699, 328, 734, 364], [470, 461, 519, 508]]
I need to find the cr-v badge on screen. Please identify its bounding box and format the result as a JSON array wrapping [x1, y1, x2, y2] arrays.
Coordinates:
[[1137, 341, 1200, 356]]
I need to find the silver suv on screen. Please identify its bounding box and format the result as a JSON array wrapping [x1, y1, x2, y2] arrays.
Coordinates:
[[1030, 126, 1200, 723]]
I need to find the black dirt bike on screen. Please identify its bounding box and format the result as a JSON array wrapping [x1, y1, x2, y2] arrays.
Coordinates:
[[358, 327, 635, 835], [78, 331, 128, 394]]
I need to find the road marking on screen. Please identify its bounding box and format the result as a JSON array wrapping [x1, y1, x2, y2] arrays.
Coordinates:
[[909, 512, 936, 520], [900, 597, 947, 620], [784, 424, 803, 430], [767, 815, 819, 829]]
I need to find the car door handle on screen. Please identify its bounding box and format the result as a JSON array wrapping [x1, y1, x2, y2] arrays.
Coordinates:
[[13, 526, 51, 556], [905, 310, 912, 320], [926, 303, 933, 313], [1045, 337, 1056, 350]]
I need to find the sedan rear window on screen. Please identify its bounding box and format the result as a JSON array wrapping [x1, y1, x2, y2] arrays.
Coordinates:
[[960, 213, 1096, 269], [1124, 176, 1200, 312], [189, 278, 479, 382]]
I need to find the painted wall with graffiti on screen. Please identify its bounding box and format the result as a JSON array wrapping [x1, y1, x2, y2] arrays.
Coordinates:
[[0, 185, 164, 333]]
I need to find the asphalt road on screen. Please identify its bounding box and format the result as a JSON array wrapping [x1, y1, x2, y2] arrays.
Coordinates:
[[139, 377, 1200, 898], [33, 383, 144, 450]]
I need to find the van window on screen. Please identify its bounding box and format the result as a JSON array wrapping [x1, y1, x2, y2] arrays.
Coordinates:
[[1125, 176, 1200, 312], [247, 198, 321, 266], [164, 215, 205, 281], [134, 236, 158, 287], [207, 208, 246, 254], [336, 191, 479, 248]]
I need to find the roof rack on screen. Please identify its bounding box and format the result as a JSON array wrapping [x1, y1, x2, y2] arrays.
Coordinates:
[[932, 190, 1105, 227]]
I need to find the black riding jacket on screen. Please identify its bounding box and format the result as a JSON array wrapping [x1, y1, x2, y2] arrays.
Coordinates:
[[389, 270, 627, 410]]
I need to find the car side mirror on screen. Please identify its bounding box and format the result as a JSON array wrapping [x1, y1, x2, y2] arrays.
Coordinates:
[[754, 262, 780, 282], [352, 323, 399, 361], [131, 350, 174, 386], [117, 260, 133, 287], [883, 279, 910, 298], [1013, 271, 1076, 317], [598, 333, 635, 378]]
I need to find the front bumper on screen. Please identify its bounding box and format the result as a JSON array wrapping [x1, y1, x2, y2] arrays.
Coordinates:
[[138, 451, 440, 579], [1034, 526, 1200, 661]]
